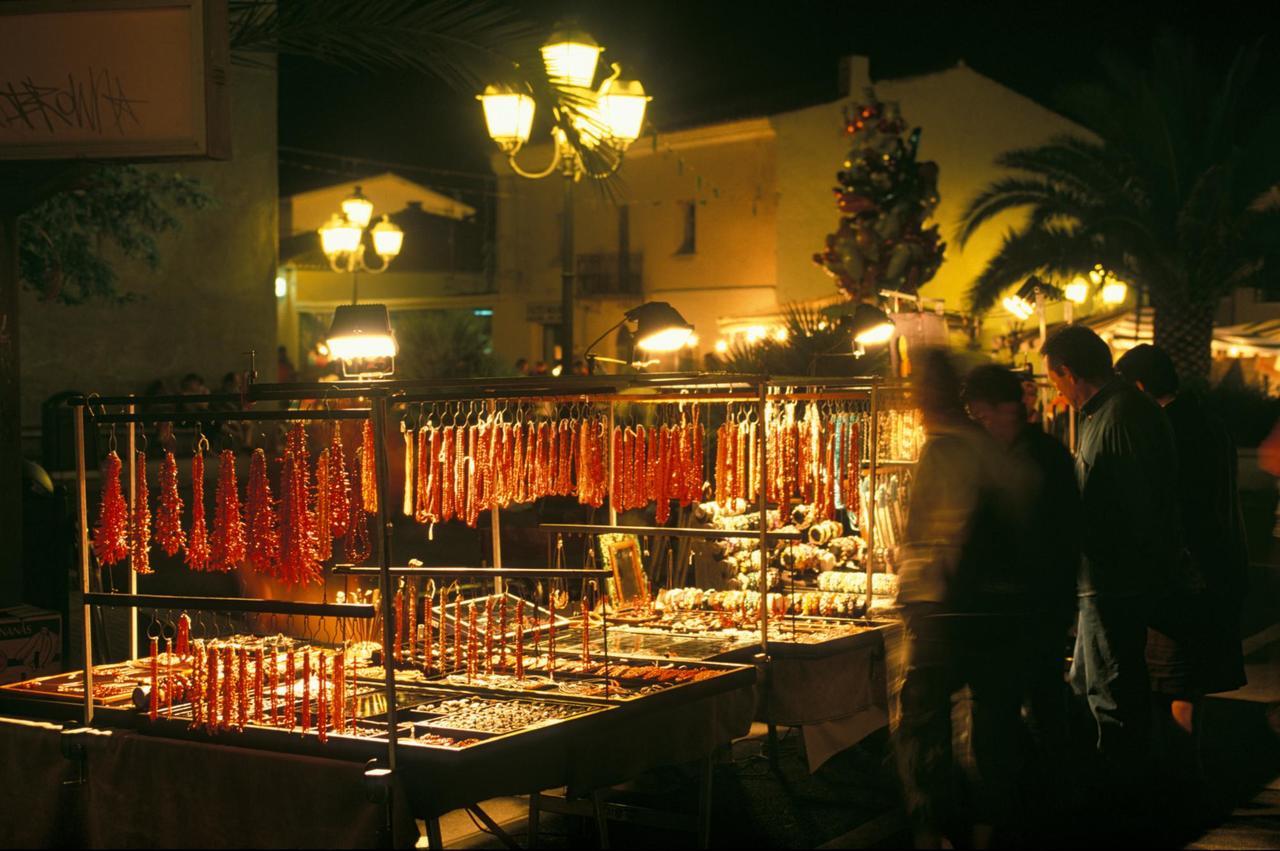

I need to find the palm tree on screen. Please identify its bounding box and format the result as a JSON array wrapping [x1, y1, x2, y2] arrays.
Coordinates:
[[958, 35, 1280, 381], [717, 303, 890, 377]]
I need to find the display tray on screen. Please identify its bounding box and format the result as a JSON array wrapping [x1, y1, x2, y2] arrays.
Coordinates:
[[0, 634, 307, 707], [132, 682, 617, 763], [560, 628, 757, 661], [763, 617, 899, 659], [359, 686, 617, 757], [377, 653, 757, 711], [0, 659, 150, 706], [555, 616, 898, 662]]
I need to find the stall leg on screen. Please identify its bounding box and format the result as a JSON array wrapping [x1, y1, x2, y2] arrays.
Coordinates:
[[767, 723, 781, 772], [528, 791, 541, 848], [591, 789, 611, 849], [425, 818, 443, 850], [466, 805, 520, 850], [696, 755, 714, 849]]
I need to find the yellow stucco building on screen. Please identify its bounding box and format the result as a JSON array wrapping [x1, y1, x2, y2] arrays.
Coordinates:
[[490, 55, 1099, 368]]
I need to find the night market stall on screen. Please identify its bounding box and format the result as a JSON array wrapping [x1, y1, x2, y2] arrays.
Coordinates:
[[0, 372, 915, 847]]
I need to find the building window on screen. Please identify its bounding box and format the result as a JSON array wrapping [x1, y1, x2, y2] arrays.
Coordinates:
[[676, 201, 696, 255]]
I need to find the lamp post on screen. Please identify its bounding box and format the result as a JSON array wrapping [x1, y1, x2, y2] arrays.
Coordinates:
[[318, 187, 405, 378], [318, 186, 405, 303], [478, 21, 651, 373]]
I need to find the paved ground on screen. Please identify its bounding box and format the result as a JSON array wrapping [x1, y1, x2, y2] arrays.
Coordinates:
[[420, 620, 1280, 849]]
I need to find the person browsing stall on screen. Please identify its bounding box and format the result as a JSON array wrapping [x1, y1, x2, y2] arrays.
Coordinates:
[[962, 365, 1080, 783], [1114, 344, 1247, 785], [1040, 326, 1180, 775]]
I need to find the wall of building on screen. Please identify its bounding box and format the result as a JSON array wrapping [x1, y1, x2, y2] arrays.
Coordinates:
[[19, 63, 278, 424], [491, 119, 778, 366], [491, 58, 1095, 364]]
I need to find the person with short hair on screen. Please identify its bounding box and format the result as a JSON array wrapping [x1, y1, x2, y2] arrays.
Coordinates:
[[963, 364, 1080, 797], [894, 349, 1025, 847], [1041, 326, 1180, 775], [1115, 344, 1247, 783]]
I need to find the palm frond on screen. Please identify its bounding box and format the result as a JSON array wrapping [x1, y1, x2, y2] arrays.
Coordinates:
[[966, 225, 1111, 314], [229, 0, 537, 90], [957, 177, 1085, 246]]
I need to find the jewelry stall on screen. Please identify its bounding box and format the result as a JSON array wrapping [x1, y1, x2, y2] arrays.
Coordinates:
[[0, 373, 917, 846]]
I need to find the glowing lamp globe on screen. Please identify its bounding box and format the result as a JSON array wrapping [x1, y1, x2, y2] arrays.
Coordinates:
[[1102, 277, 1128, 305], [477, 86, 535, 151], [540, 24, 602, 88], [1064, 277, 1089, 304], [319, 214, 361, 258], [371, 215, 404, 259], [340, 186, 374, 229], [598, 77, 650, 145]]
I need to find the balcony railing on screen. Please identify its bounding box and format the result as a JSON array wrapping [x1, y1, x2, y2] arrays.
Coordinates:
[[577, 252, 642, 296]]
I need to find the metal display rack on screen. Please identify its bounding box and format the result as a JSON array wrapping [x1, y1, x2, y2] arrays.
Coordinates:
[[52, 371, 915, 847]]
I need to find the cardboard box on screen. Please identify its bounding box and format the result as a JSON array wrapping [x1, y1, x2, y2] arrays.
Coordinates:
[[0, 605, 62, 685]]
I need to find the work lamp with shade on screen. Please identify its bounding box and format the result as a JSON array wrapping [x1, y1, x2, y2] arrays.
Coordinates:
[[583, 301, 694, 373], [326, 304, 397, 379]]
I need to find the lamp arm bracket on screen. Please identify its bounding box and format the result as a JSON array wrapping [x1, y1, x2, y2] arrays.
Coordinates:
[[508, 140, 562, 180], [580, 156, 623, 181], [583, 317, 627, 360], [362, 252, 392, 275]]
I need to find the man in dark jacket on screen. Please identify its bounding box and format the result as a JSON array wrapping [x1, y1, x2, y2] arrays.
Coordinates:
[[1115, 344, 1247, 779], [963, 365, 1080, 777], [1041, 326, 1181, 771]]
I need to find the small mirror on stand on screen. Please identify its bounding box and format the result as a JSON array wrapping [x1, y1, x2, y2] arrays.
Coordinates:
[[599, 533, 656, 623]]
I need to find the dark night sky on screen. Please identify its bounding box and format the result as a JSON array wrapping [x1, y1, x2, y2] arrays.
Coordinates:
[[278, 0, 1277, 197]]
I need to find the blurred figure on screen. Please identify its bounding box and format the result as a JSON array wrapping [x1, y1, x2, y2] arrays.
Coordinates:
[[514, 357, 530, 376], [141, 379, 175, 451], [532, 360, 549, 376], [277, 345, 298, 383], [571, 359, 588, 376], [963, 365, 1080, 806], [216, 371, 253, 450], [895, 349, 1025, 848], [1041, 326, 1180, 778], [1115, 344, 1247, 783], [178, 373, 210, 411]]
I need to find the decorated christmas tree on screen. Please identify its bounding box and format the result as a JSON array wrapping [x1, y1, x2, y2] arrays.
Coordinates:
[[814, 90, 945, 301]]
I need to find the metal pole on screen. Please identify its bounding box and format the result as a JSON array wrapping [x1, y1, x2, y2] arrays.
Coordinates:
[[1036, 290, 1047, 350], [127, 398, 138, 660], [489, 400, 502, 596], [757, 382, 769, 654], [74, 404, 94, 724], [607, 402, 617, 527], [370, 395, 398, 771], [560, 170, 575, 373], [866, 381, 879, 614]]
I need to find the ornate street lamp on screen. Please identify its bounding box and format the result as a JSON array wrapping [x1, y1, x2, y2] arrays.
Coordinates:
[[478, 21, 651, 372], [318, 187, 404, 277], [317, 187, 405, 377]]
